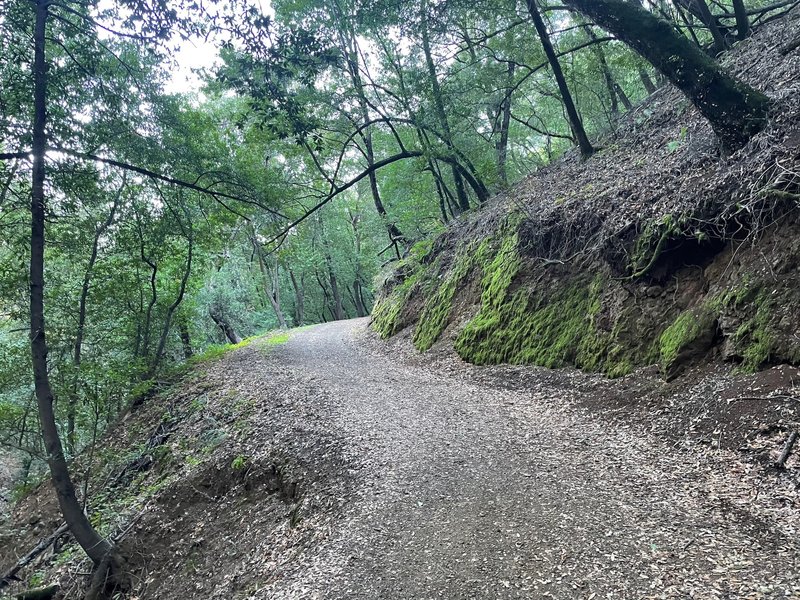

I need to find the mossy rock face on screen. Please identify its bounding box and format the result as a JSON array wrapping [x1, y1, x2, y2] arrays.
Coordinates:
[[659, 305, 719, 380], [373, 205, 800, 380], [412, 241, 490, 351]]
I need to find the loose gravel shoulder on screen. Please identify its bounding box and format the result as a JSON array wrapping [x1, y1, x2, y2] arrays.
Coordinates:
[[259, 318, 800, 599]]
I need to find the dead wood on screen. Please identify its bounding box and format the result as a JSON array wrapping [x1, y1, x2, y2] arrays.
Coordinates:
[[0, 523, 68, 590], [15, 584, 59, 600], [776, 431, 798, 468]]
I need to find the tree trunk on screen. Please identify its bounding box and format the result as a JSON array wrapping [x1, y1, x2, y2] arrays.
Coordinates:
[[420, 6, 471, 212], [352, 280, 368, 317], [210, 309, 242, 344], [527, 0, 595, 158], [564, 0, 770, 151], [178, 317, 193, 360], [731, 0, 750, 40], [148, 228, 193, 377], [325, 253, 345, 321], [495, 62, 515, 186], [583, 25, 623, 115], [613, 82, 633, 110], [638, 67, 657, 94], [251, 234, 288, 329], [67, 187, 122, 454], [317, 217, 345, 320], [688, 0, 730, 53], [136, 218, 158, 362], [289, 269, 305, 326], [28, 0, 112, 566]]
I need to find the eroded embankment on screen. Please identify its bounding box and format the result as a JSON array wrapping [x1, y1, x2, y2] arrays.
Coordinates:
[[373, 9, 800, 380]]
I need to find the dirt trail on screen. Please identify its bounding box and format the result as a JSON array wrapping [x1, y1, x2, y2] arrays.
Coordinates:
[[256, 319, 799, 599]]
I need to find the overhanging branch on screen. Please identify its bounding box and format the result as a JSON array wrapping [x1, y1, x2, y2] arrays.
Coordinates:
[[51, 147, 288, 220], [0, 152, 29, 161]]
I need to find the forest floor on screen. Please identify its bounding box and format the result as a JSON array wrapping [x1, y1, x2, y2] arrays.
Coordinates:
[[2, 319, 800, 599]]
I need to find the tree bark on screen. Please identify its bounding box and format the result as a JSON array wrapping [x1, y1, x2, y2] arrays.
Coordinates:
[[527, 0, 595, 158], [28, 0, 112, 566], [731, 0, 750, 40], [210, 309, 242, 344], [289, 269, 305, 326], [564, 0, 770, 151]]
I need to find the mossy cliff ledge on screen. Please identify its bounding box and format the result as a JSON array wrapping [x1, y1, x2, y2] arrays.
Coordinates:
[[372, 207, 800, 379]]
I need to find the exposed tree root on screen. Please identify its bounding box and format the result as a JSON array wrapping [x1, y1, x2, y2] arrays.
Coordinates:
[[85, 550, 129, 600]]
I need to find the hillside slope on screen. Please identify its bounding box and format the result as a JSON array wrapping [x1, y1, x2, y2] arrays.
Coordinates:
[[373, 8, 800, 380]]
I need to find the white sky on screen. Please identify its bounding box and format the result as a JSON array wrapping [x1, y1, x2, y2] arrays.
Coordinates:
[[164, 37, 222, 95], [96, 0, 274, 96]]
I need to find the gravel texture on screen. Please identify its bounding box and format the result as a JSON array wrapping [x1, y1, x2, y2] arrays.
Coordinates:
[[260, 318, 799, 599]]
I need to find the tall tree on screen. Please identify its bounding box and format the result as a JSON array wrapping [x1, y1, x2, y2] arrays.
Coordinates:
[[28, 0, 114, 568], [527, 0, 595, 158], [563, 0, 770, 150]]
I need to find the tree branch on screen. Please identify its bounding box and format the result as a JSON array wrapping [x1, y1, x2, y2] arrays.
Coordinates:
[[50, 147, 288, 219]]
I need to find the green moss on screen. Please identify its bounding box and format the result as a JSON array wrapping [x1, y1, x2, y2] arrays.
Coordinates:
[[412, 237, 498, 351], [413, 256, 471, 351], [733, 289, 774, 371], [372, 268, 423, 339], [456, 283, 595, 367], [659, 305, 717, 373]]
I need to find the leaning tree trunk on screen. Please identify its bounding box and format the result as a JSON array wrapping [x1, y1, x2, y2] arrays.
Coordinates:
[[564, 0, 770, 151], [67, 190, 122, 453], [210, 309, 242, 344], [29, 0, 112, 566], [527, 0, 595, 158]]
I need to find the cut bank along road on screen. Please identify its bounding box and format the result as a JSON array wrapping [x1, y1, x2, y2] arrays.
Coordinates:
[[262, 319, 799, 599]]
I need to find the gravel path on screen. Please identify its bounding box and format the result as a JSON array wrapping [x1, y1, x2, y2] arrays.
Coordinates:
[[262, 319, 799, 599]]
